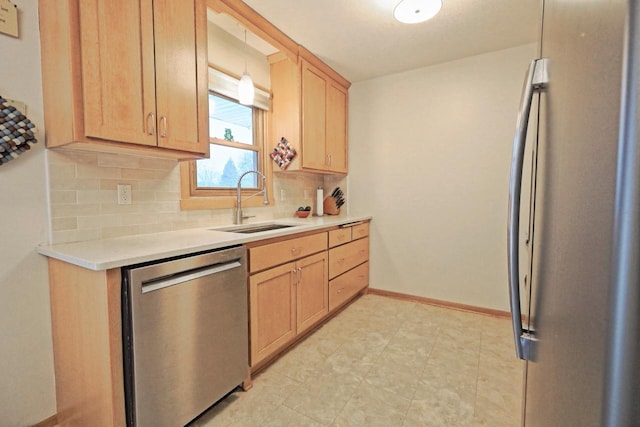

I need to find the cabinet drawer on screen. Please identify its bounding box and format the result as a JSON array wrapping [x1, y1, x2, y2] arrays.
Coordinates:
[[351, 223, 369, 240], [329, 237, 369, 279], [249, 232, 328, 272], [329, 262, 369, 311], [328, 228, 352, 248]]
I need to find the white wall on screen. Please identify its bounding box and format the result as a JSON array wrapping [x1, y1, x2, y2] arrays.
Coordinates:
[[0, 0, 56, 425], [348, 44, 537, 312]]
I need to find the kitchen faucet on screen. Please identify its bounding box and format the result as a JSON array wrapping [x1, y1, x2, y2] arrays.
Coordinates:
[[235, 170, 269, 224]]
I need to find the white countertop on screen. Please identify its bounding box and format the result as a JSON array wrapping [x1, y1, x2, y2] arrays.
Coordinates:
[[37, 215, 372, 271]]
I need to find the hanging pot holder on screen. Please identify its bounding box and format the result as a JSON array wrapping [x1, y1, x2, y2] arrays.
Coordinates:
[[0, 95, 37, 166], [270, 137, 297, 170]]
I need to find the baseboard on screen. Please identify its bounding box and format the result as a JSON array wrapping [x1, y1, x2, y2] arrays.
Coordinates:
[[31, 414, 58, 427], [367, 288, 511, 319]]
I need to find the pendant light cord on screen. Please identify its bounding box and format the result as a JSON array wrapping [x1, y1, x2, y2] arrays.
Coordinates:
[[243, 29, 248, 73]]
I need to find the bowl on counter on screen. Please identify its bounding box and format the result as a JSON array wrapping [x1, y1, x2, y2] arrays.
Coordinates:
[[295, 210, 311, 218]]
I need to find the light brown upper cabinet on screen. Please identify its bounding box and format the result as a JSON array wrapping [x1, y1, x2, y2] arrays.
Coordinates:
[[39, 0, 209, 160], [270, 49, 350, 174]]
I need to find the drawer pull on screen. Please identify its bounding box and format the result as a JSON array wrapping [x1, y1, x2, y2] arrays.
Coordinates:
[[337, 287, 344, 293], [337, 258, 345, 264], [291, 247, 300, 254], [359, 250, 367, 255]]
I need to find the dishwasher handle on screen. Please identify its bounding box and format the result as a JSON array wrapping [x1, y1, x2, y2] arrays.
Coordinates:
[[141, 260, 243, 294]]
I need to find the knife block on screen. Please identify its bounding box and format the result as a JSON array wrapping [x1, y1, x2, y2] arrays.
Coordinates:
[[323, 196, 341, 215]]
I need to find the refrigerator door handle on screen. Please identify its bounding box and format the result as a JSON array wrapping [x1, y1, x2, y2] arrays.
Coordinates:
[[507, 58, 548, 361]]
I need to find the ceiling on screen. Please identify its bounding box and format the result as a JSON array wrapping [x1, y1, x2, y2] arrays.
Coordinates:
[[238, 0, 542, 83]]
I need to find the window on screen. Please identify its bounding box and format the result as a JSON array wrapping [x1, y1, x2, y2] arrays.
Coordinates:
[[180, 91, 271, 210], [197, 93, 260, 189]]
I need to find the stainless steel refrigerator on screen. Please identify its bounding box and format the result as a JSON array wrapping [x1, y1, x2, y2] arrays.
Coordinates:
[[508, 1, 640, 425]]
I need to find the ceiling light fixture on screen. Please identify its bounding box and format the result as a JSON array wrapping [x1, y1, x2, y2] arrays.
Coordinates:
[[393, 0, 442, 24], [238, 29, 255, 105]]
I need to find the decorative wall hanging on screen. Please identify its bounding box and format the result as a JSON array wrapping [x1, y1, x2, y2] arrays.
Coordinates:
[[270, 137, 296, 170], [0, 0, 19, 38], [0, 95, 38, 165]]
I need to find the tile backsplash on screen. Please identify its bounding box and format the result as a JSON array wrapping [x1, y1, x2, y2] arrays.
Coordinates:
[[47, 149, 345, 244]]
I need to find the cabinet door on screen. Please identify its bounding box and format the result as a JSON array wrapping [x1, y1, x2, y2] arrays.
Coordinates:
[[296, 252, 328, 334], [153, 0, 208, 154], [79, 0, 157, 146], [326, 82, 348, 173], [249, 262, 296, 366], [301, 61, 328, 170]]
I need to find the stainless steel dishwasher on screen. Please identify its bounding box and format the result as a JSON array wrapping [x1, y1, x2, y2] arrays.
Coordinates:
[[122, 245, 248, 427]]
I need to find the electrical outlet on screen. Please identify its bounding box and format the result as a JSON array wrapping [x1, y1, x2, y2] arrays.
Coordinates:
[[280, 189, 286, 201], [117, 184, 132, 205]]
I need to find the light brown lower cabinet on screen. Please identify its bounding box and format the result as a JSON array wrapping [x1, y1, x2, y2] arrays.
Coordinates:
[[249, 251, 328, 366], [248, 222, 371, 370], [328, 222, 370, 311], [47, 259, 126, 426], [43, 221, 370, 424]]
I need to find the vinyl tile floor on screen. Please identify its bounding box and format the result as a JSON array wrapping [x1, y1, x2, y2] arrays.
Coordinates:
[[191, 294, 524, 427]]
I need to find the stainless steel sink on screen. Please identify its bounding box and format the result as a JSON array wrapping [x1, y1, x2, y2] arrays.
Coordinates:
[[211, 223, 298, 234]]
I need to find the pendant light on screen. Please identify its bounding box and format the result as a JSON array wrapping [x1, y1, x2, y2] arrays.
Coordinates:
[[393, 0, 442, 24], [238, 29, 255, 105]]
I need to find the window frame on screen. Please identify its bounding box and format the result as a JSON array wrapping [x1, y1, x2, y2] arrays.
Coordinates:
[[180, 91, 273, 210]]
